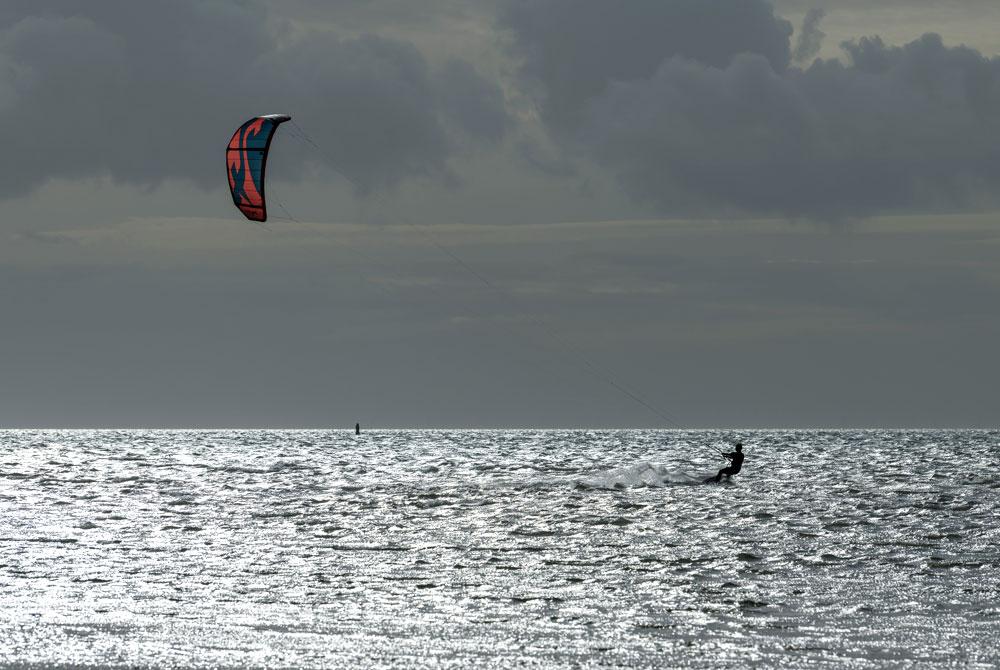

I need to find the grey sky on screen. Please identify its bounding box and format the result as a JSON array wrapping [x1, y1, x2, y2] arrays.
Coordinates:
[[0, 1, 997, 427]]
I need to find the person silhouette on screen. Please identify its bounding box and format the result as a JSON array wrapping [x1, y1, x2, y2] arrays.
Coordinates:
[[355, 423, 360, 435], [713, 442, 744, 483]]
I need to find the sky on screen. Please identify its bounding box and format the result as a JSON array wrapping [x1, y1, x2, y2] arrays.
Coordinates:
[[0, 0, 998, 428]]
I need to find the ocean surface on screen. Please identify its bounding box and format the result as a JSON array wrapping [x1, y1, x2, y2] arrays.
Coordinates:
[[0, 429, 997, 668]]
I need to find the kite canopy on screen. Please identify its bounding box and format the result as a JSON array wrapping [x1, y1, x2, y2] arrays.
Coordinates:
[[226, 114, 290, 222]]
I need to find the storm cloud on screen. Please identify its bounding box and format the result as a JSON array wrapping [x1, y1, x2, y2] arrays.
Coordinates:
[[0, 0, 509, 198], [505, 0, 1000, 219], [5, 0, 999, 221], [502, 0, 793, 129]]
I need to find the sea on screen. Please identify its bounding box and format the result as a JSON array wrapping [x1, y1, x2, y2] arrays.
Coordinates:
[[0, 429, 997, 668]]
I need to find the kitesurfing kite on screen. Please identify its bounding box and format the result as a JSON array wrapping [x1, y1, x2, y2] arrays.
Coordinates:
[[226, 114, 290, 222]]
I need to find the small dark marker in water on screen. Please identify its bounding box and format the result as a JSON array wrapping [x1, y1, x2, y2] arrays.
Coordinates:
[[355, 423, 360, 435]]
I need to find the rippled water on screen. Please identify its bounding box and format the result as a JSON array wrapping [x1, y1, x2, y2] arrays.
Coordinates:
[[1, 429, 998, 668]]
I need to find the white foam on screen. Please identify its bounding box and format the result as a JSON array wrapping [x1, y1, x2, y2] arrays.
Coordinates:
[[576, 461, 704, 489]]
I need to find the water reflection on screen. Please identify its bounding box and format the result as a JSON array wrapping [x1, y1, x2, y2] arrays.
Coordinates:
[[0, 429, 997, 667]]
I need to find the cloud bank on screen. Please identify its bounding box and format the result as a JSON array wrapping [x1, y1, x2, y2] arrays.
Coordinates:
[[2, 0, 999, 221], [0, 0, 509, 197], [504, 0, 1000, 219]]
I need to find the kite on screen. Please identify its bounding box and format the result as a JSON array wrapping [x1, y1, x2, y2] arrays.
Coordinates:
[[226, 114, 290, 222]]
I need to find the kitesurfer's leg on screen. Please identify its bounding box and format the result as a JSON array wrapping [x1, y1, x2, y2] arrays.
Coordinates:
[[714, 466, 735, 483]]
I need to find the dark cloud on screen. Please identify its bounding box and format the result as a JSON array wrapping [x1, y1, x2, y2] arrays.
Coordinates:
[[502, 0, 793, 129], [0, 0, 509, 198], [792, 8, 826, 64], [504, 0, 1000, 219]]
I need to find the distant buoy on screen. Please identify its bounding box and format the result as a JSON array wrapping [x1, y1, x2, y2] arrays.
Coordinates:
[[355, 423, 360, 435]]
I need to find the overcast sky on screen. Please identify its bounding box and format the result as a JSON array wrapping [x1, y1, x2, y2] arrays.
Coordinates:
[[0, 1, 998, 428]]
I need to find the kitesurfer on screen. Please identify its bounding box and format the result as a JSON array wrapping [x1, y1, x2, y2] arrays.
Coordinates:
[[713, 442, 744, 483]]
